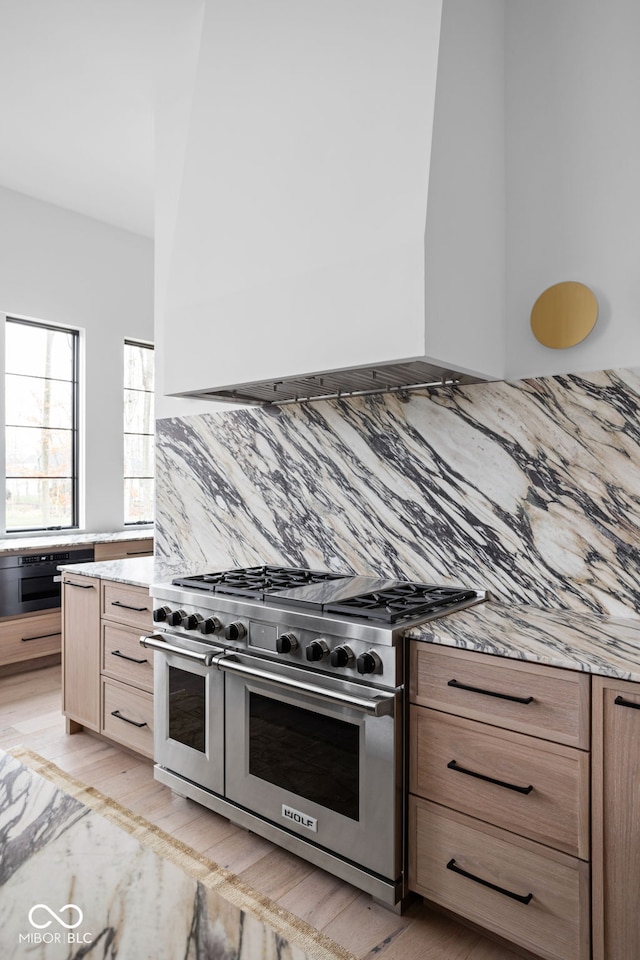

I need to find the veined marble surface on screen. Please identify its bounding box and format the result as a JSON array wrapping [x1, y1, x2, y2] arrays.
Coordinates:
[[0, 751, 324, 960], [0, 529, 153, 555], [156, 368, 640, 618], [57, 556, 184, 589], [409, 600, 640, 682]]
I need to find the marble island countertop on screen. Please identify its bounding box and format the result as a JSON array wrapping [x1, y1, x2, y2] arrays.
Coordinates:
[[408, 599, 640, 683], [0, 528, 153, 555], [57, 555, 190, 590]]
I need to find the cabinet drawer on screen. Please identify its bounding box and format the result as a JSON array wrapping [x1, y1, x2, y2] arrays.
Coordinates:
[[409, 642, 590, 748], [94, 539, 153, 562], [409, 796, 590, 960], [410, 707, 589, 859], [0, 610, 62, 665], [102, 622, 153, 692], [102, 581, 152, 631], [101, 677, 153, 758]]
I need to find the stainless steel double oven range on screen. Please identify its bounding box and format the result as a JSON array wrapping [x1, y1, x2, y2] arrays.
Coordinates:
[[141, 566, 484, 905]]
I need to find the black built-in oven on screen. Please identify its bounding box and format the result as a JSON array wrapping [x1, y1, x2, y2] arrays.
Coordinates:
[[0, 547, 95, 617]]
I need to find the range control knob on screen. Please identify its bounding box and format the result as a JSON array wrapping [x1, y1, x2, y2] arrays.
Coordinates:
[[306, 639, 329, 662], [276, 632, 299, 654], [153, 606, 171, 623], [199, 616, 222, 635], [224, 621, 247, 641], [167, 609, 186, 627], [356, 651, 382, 675], [330, 645, 355, 668], [182, 612, 203, 631]]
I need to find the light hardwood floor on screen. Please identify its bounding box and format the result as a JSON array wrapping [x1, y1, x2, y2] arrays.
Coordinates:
[[0, 663, 525, 960]]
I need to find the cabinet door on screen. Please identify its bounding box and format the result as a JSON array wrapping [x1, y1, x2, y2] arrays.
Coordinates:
[[410, 796, 590, 960], [0, 610, 62, 665], [410, 706, 590, 859], [93, 539, 153, 561], [409, 642, 591, 748], [592, 676, 640, 960], [101, 581, 152, 631], [62, 575, 101, 730]]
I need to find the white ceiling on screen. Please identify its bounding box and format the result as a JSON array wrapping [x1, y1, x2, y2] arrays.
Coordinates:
[[0, 0, 173, 238]]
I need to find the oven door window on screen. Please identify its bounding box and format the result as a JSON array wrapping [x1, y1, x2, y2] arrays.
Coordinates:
[[249, 692, 360, 820], [168, 667, 206, 752]]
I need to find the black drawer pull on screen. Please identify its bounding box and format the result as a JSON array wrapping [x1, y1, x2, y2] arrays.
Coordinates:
[[447, 679, 534, 705], [446, 858, 533, 904], [21, 631, 60, 643], [111, 649, 148, 665], [66, 581, 95, 589], [447, 759, 534, 794], [614, 695, 640, 710], [110, 709, 147, 729], [125, 550, 151, 556], [111, 600, 149, 612]]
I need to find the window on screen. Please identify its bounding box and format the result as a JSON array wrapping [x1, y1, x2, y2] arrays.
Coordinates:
[[5, 317, 79, 531], [124, 340, 154, 524]]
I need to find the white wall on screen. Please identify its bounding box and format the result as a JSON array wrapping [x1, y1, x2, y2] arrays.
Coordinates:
[[0, 186, 154, 536], [505, 0, 640, 378]]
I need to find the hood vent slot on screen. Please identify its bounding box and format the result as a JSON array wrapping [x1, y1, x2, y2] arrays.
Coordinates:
[[186, 360, 483, 407]]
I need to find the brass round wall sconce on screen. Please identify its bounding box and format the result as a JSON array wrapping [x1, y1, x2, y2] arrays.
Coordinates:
[[530, 281, 598, 349]]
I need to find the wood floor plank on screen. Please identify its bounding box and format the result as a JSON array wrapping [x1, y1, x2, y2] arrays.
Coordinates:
[[200, 823, 276, 873], [277, 867, 363, 930], [167, 806, 241, 854], [151, 799, 217, 836], [239, 846, 315, 901], [321, 892, 412, 957], [374, 902, 483, 960]]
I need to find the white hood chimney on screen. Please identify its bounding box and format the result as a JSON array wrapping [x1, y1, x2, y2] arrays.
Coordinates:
[[158, 0, 505, 405]]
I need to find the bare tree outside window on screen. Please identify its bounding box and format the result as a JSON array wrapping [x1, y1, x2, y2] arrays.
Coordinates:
[[124, 340, 154, 524], [5, 317, 78, 531]]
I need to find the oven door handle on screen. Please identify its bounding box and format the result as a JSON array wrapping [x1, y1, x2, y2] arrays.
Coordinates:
[[139, 634, 220, 667], [211, 653, 396, 717]]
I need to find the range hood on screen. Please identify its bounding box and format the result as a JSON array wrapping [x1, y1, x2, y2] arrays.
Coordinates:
[[190, 359, 481, 407], [159, 0, 506, 406]]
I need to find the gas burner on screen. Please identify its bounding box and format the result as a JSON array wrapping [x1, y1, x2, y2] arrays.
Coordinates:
[[172, 565, 347, 600], [324, 584, 479, 623]]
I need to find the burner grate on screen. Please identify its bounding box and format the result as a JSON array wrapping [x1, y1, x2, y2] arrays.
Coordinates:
[[324, 585, 478, 623], [172, 565, 345, 600]]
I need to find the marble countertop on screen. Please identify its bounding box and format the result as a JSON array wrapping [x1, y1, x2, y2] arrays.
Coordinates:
[[56, 557, 640, 682], [57, 555, 187, 589], [0, 529, 153, 555], [407, 599, 640, 683]]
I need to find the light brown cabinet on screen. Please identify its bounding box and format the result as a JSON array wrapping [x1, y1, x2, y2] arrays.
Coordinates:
[[99, 580, 153, 757], [63, 574, 153, 757], [62, 574, 101, 731], [0, 609, 62, 667], [409, 798, 590, 960], [93, 538, 153, 562], [409, 642, 590, 748], [1, 536, 152, 673], [408, 642, 591, 960], [591, 675, 640, 960]]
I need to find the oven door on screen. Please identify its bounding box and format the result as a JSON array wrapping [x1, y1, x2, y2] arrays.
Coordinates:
[[220, 653, 402, 881], [142, 635, 225, 795]]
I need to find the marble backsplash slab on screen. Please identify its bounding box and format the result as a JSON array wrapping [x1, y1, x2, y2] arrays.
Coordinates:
[[156, 368, 640, 618]]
